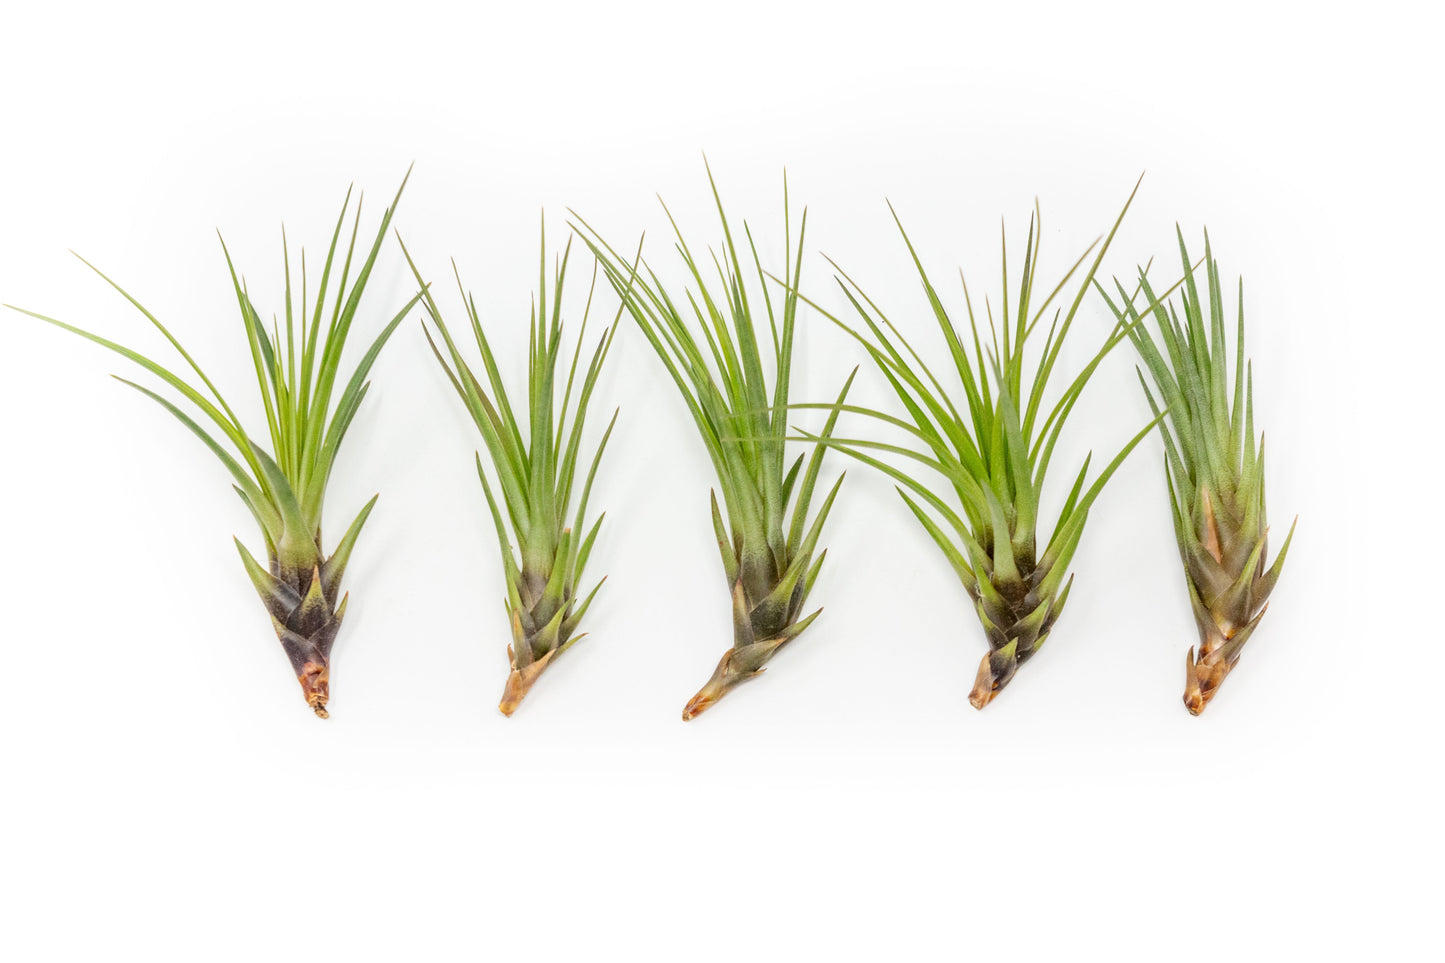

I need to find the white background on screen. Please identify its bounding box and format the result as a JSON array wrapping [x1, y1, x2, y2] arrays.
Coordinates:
[[1, 1, 1438, 959]]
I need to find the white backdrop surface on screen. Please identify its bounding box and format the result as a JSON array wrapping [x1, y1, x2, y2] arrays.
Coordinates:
[[0, 1, 1438, 960]]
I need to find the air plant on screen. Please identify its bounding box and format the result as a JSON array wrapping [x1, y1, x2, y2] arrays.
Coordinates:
[[5, 173, 420, 717], [402, 223, 618, 716], [572, 170, 854, 720], [1096, 231, 1294, 714], [792, 180, 1177, 709]]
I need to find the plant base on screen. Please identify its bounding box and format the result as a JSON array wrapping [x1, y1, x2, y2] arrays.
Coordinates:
[[498, 646, 557, 717], [681, 637, 787, 721], [968, 641, 1021, 710], [1183, 643, 1234, 716], [296, 661, 331, 718]]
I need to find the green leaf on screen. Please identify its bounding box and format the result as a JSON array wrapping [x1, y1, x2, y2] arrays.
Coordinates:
[[110, 377, 280, 542], [321, 494, 379, 602], [235, 537, 300, 624]]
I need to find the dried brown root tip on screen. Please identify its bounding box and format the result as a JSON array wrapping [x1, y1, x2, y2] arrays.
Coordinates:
[[682, 682, 723, 721], [497, 677, 524, 717], [1183, 646, 1231, 716], [967, 655, 998, 709], [681, 649, 759, 721], [298, 661, 331, 720], [968, 645, 1018, 710], [497, 649, 557, 718]]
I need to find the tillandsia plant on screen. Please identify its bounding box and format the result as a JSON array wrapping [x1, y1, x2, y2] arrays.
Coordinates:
[[572, 170, 854, 720], [791, 181, 1178, 709], [5, 173, 420, 717], [401, 223, 618, 716], [1096, 231, 1294, 715]]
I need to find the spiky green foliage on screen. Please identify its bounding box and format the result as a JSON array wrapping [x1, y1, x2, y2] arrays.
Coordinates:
[[1097, 230, 1294, 714], [403, 223, 618, 716], [6, 173, 420, 717], [792, 182, 1173, 709], [572, 170, 852, 720]]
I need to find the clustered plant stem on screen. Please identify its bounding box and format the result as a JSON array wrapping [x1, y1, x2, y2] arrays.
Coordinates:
[[573, 168, 853, 720], [1097, 231, 1294, 714], [403, 220, 619, 716], [789, 179, 1193, 708], [6, 172, 419, 717]]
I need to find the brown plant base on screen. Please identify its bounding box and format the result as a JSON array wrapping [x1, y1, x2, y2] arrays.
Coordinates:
[[264, 562, 346, 720], [1174, 485, 1289, 716], [297, 662, 331, 718], [964, 571, 1073, 710], [1184, 649, 1229, 716], [680, 570, 818, 721], [498, 646, 558, 717], [681, 638, 788, 720], [968, 644, 1018, 710], [276, 618, 340, 719], [1182, 604, 1268, 716]]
